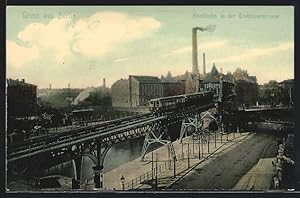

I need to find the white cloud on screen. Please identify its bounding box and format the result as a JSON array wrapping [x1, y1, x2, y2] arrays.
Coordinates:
[[164, 40, 228, 56], [7, 11, 161, 68], [71, 12, 161, 58], [216, 41, 293, 63], [7, 40, 40, 68]]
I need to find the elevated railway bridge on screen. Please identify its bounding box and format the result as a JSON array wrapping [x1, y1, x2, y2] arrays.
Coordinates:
[[7, 88, 236, 189]]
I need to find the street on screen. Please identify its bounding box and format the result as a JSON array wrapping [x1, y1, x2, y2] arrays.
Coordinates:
[[170, 133, 278, 190]]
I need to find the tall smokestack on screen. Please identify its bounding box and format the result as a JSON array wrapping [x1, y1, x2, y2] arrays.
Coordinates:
[[68, 83, 70, 97], [203, 53, 206, 75], [49, 84, 51, 90], [103, 78, 106, 88], [192, 28, 199, 75]]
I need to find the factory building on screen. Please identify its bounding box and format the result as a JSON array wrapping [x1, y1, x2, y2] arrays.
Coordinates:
[[111, 78, 130, 107], [161, 81, 185, 97], [7, 78, 37, 116], [112, 75, 186, 108], [112, 75, 163, 107], [129, 75, 163, 107]]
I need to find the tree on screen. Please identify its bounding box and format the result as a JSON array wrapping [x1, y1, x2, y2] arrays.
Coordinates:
[[235, 80, 259, 107], [258, 80, 283, 106]]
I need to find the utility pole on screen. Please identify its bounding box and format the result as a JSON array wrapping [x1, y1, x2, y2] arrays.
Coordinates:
[[227, 131, 229, 141], [151, 152, 154, 181], [192, 134, 195, 154], [155, 153, 158, 190], [187, 143, 190, 168], [201, 134, 204, 157], [198, 135, 201, 160], [181, 143, 184, 160], [215, 130, 217, 148], [207, 133, 210, 153]]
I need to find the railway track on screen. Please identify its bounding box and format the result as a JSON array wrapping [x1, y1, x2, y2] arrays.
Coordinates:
[[8, 97, 222, 163], [8, 113, 153, 154], [8, 115, 162, 162]]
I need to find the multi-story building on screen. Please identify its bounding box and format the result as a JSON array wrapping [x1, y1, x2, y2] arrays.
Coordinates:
[[161, 81, 185, 97], [129, 75, 163, 106], [112, 75, 186, 108], [170, 71, 199, 94], [7, 78, 37, 116], [199, 63, 222, 96], [279, 79, 294, 106], [112, 75, 163, 107]]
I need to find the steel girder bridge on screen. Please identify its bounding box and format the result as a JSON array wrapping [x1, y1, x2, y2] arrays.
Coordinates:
[[7, 92, 235, 190]]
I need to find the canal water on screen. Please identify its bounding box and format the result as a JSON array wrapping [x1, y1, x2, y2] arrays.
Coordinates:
[[44, 123, 183, 181], [44, 136, 150, 181]]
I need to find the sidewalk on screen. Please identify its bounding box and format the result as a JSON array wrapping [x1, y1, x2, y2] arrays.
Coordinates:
[[94, 131, 252, 191], [233, 157, 276, 190]]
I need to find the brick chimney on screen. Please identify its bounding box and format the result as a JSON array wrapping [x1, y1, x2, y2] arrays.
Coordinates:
[[192, 27, 199, 75]]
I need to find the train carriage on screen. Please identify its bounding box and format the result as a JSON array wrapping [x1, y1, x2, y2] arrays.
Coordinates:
[[149, 91, 214, 115]]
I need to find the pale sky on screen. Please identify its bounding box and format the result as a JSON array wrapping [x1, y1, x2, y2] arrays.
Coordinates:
[[6, 6, 294, 88]]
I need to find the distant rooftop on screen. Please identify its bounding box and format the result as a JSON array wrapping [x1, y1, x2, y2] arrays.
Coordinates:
[[130, 75, 161, 83], [202, 63, 221, 83], [7, 78, 37, 87]]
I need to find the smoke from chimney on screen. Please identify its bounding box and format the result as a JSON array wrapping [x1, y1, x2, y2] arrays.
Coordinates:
[[203, 53, 206, 75], [72, 87, 95, 105], [192, 25, 216, 76]]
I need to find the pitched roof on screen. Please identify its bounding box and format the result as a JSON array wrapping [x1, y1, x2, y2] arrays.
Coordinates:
[[201, 63, 221, 83], [172, 71, 191, 81], [130, 75, 161, 83]]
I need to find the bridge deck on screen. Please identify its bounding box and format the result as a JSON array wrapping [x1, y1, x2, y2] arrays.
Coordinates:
[[8, 116, 164, 162]]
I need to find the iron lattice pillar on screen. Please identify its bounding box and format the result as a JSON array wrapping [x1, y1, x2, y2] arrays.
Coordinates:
[[179, 110, 220, 143], [140, 124, 176, 161], [179, 114, 202, 143]]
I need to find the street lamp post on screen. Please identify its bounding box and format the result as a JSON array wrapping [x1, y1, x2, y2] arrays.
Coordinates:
[[120, 175, 125, 191]]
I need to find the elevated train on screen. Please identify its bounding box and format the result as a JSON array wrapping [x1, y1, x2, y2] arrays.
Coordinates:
[[149, 79, 235, 115], [149, 91, 214, 115]]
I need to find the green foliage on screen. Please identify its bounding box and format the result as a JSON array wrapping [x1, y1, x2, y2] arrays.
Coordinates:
[[258, 80, 290, 106], [235, 80, 259, 106]]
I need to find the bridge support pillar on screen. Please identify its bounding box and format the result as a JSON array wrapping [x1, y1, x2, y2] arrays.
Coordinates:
[[179, 110, 219, 143], [93, 165, 104, 189], [179, 114, 202, 143], [140, 125, 176, 161], [74, 157, 82, 181]]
